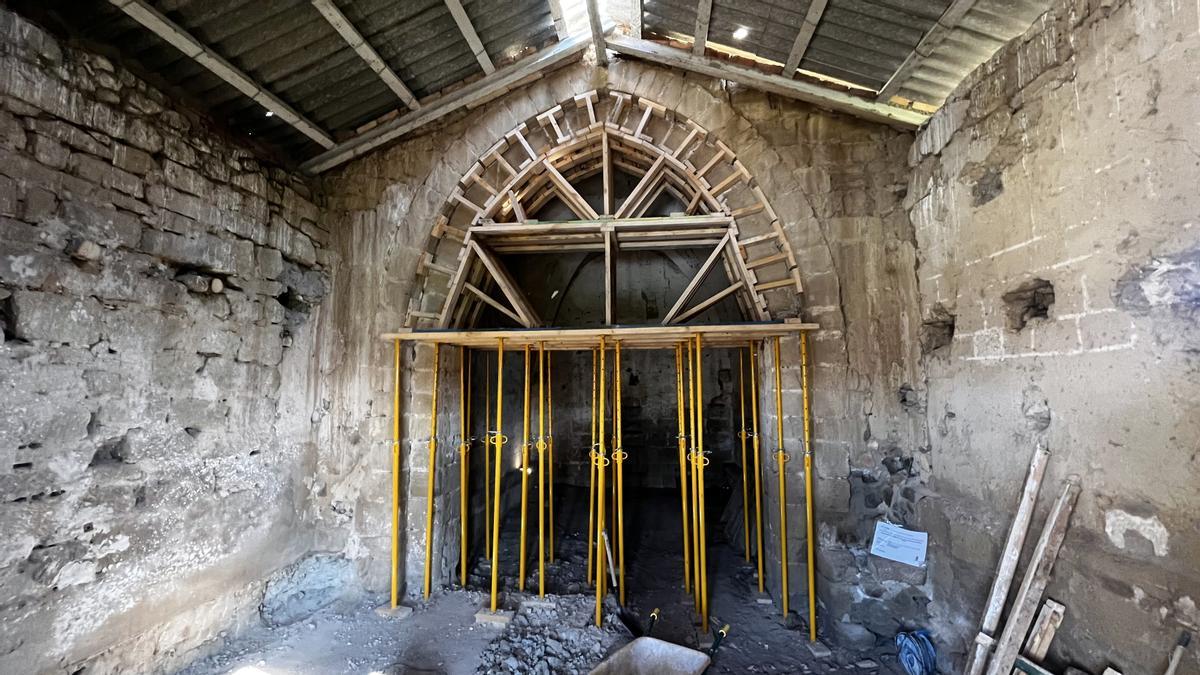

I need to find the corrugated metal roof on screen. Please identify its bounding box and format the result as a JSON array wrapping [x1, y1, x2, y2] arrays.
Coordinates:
[[12, 0, 561, 163], [643, 0, 1050, 107]]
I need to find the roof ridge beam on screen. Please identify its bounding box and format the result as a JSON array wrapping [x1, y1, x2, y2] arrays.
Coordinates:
[[311, 0, 419, 110], [782, 0, 828, 78], [875, 0, 980, 102], [605, 35, 928, 129], [108, 0, 335, 149], [444, 0, 496, 74]]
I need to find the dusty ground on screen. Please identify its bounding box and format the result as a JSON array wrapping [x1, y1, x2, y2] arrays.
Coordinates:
[[181, 487, 906, 674]]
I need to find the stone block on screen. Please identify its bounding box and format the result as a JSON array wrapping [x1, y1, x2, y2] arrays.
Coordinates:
[[267, 219, 317, 266], [146, 184, 215, 222], [164, 159, 210, 197], [62, 200, 141, 248], [10, 290, 101, 345], [68, 153, 142, 197], [256, 247, 283, 280], [112, 143, 155, 175], [141, 230, 254, 277], [475, 608, 514, 626], [867, 554, 927, 585], [0, 108, 25, 150], [261, 554, 360, 627], [31, 134, 68, 169], [236, 325, 284, 366]]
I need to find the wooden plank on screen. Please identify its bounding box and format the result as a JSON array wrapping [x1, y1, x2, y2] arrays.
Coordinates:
[[382, 321, 821, 351], [547, 0, 569, 40], [615, 154, 666, 218], [692, 0, 713, 55], [602, 130, 614, 215], [464, 282, 524, 325], [876, 0, 980, 102], [543, 161, 600, 219], [662, 232, 731, 325], [672, 281, 744, 324], [605, 35, 928, 128], [470, 241, 542, 328], [108, 0, 334, 149], [754, 278, 795, 292], [301, 34, 589, 173], [444, 0, 495, 73], [965, 439, 1052, 675], [586, 0, 608, 66], [1013, 656, 1054, 675], [746, 251, 788, 269], [1023, 599, 1065, 661], [782, 0, 828, 78], [311, 0, 419, 110], [438, 243, 476, 328], [985, 479, 1082, 675]]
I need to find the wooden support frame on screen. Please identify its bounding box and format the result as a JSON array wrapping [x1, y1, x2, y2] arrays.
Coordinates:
[[876, 0, 980, 102], [662, 231, 731, 325], [470, 241, 542, 327], [782, 0, 828, 78], [692, 0, 713, 56], [586, 0, 608, 66]]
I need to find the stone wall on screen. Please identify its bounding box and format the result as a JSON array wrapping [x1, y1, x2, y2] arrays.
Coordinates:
[[0, 10, 331, 673], [317, 56, 924, 633], [906, 0, 1200, 670]]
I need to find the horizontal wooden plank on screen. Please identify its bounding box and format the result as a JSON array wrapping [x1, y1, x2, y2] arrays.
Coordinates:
[[381, 321, 819, 351]]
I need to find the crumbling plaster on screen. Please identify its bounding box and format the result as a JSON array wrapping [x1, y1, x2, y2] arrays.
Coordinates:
[[907, 0, 1200, 670]]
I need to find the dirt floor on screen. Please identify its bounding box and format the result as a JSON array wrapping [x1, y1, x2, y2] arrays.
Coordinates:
[[181, 487, 908, 674]]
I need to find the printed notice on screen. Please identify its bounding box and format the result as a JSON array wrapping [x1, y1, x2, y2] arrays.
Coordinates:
[[869, 521, 928, 567]]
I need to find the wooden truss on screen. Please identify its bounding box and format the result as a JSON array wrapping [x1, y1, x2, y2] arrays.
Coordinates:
[[410, 89, 806, 330]]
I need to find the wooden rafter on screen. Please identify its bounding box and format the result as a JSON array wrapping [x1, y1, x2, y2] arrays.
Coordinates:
[[108, 0, 334, 149], [782, 0, 828, 78], [673, 280, 744, 324], [470, 241, 542, 327], [604, 227, 615, 324], [547, 0, 569, 40], [586, 0, 608, 66], [444, 0, 495, 74], [464, 281, 524, 325], [310, 0, 419, 110], [692, 0, 713, 56], [543, 160, 600, 219]]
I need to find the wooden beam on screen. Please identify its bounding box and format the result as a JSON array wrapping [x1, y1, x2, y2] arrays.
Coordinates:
[[438, 243, 476, 328], [615, 154, 665, 218], [301, 34, 589, 173], [782, 0, 828, 78], [985, 480, 1081, 675], [692, 0, 713, 56], [310, 0, 419, 110], [547, 0, 570, 40], [663, 231, 731, 325], [601, 130, 613, 215], [586, 0, 608, 66], [875, 0, 980, 102], [605, 35, 928, 128], [470, 241, 542, 328], [543, 161, 600, 219], [382, 321, 820, 350], [444, 0, 495, 74], [672, 280, 743, 324], [107, 0, 334, 149], [464, 281, 524, 325], [1023, 599, 1065, 662]]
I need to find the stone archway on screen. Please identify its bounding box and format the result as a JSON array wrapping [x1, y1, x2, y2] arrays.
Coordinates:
[[403, 89, 806, 329]]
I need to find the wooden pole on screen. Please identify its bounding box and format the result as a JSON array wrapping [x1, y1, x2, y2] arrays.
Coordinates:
[[964, 438, 1051, 674], [985, 479, 1081, 675]]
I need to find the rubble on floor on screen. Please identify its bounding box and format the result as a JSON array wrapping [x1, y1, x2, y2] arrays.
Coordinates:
[[476, 594, 631, 675]]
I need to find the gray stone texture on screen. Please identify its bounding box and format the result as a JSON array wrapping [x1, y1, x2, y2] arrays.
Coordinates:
[[906, 0, 1200, 671], [0, 9, 330, 675]]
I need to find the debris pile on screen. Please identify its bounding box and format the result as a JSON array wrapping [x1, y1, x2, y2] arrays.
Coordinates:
[[476, 595, 631, 674]]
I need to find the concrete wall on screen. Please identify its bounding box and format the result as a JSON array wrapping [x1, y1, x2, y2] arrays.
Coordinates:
[[906, 0, 1200, 670], [0, 10, 332, 673], [317, 56, 924, 634]]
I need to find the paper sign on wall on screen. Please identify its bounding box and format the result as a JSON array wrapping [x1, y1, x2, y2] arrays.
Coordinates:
[[869, 521, 928, 567]]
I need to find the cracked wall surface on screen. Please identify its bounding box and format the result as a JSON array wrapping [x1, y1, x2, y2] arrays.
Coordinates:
[[0, 9, 333, 673], [906, 0, 1200, 670], [317, 57, 925, 636]]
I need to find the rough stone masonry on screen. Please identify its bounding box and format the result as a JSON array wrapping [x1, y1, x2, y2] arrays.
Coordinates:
[[0, 8, 332, 673]]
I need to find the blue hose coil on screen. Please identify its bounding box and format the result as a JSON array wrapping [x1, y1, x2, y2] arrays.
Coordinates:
[[895, 630, 937, 675]]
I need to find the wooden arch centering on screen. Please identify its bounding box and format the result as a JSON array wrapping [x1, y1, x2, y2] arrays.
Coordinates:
[[407, 89, 806, 330]]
